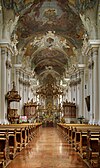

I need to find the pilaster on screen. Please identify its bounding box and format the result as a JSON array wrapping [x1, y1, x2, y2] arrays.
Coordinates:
[[88, 50, 94, 123], [99, 46, 100, 125], [0, 46, 7, 123], [0, 47, 1, 121], [0, 41, 14, 123], [82, 39, 100, 124], [14, 64, 22, 115], [6, 49, 12, 92], [78, 64, 85, 118], [89, 40, 100, 124]]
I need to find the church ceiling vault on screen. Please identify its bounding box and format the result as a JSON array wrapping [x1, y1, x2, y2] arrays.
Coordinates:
[[2, 0, 98, 92]]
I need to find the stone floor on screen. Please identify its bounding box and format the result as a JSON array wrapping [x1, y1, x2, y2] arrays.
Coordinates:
[[7, 127, 89, 168]]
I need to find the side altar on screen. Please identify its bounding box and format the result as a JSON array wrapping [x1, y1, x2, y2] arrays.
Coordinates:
[[24, 100, 37, 121], [62, 100, 76, 123]]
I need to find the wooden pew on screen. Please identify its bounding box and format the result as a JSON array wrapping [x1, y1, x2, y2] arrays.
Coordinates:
[[86, 130, 100, 168], [0, 132, 10, 168], [70, 126, 86, 147], [58, 124, 69, 139], [73, 127, 87, 153], [20, 123, 42, 141], [9, 123, 42, 151], [57, 123, 72, 142], [58, 124, 100, 154], [0, 125, 25, 152], [66, 124, 86, 144], [0, 123, 42, 168], [73, 126, 100, 158], [0, 129, 17, 160], [62, 124, 100, 155], [57, 123, 100, 167], [57, 123, 87, 144], [0, 123, 42, 152]]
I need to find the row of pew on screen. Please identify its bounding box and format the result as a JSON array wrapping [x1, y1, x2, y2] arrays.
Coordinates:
[[0, 123, 42, 168], [57, 123, 100, 168]]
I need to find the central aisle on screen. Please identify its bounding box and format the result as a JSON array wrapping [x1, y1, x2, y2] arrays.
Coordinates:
[[7, 127, 88, 168]]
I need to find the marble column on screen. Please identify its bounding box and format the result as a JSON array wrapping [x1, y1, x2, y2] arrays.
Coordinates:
[[70, 75, 74, 102], [88, 52, 94, 124], [19, 71, 24, 115], [76, 86, 79, 118], [98, 45, 100, 125], [22, 72, 25, 115], [88, 40, 100, 124], [78, 64, 85, 118], [15, 67, 20, 115], [0, 47, 1, 121], [23, 74, 26, 103], [68, 85, 71, 102], [0, 46, 7, 123], [93, 49, 99, 124], [76, 72, 80, 118], [6, 50, 12, 92], [27, 75, 30, 101]]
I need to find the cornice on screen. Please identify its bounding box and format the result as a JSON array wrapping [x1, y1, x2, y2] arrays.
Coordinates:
[[14, 65, 32, 77], [78, 64, 85, 69], [82, 40, 100, 56], [89, 40, 100, 48], [89, 40, 100, 58], [0, 40, 14, 55], [83, 41, 100, 59]]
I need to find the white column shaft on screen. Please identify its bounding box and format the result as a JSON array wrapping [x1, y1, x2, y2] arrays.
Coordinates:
[[93, 48, 99, 123], [1, 48, 7, 122], [98, 47, 100, 124]]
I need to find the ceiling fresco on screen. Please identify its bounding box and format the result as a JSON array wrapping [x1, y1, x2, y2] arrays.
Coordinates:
[[3, 0, 97, 15], [15, 0, 84, 47], [2, 0, 97, 88]]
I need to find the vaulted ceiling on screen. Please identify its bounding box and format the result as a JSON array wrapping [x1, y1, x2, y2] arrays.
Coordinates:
[[3, 0, 97, 86]]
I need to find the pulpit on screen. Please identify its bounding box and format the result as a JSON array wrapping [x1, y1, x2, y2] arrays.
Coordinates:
[[5, 81, 21, 123]]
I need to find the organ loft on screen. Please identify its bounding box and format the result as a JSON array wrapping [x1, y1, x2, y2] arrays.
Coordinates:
[[0, 0, 100, 168]]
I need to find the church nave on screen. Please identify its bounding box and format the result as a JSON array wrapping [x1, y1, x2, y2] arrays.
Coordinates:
[[7, 128, 88, 168], [0, 1, 100, 168]]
